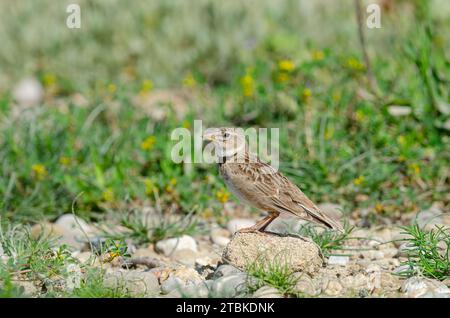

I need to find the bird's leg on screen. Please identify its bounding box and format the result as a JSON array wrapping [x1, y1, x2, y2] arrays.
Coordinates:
[[237, 212, 280, 233]]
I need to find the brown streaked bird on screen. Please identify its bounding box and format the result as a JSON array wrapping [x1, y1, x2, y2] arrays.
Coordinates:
[[203, 127, 343, 233]]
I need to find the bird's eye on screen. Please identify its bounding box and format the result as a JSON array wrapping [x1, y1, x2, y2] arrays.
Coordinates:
[[223, 132, 230, 139]]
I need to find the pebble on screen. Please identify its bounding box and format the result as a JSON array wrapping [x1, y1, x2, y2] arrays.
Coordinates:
[[159, 266, 204, 294], [401, 277, 450, 298], [387, 105, 412, 117], [104, 269, 160, 296], [327, 256, 349, 266], [210, 228, 231, 247], [226, 218, 255, 233], [171, 249, 197, 266], [213, 264, 243, 279], [13, 78, 43, 107], [294, 274, 317, 296], [54, 214, 94, 250], [155, 235, 198, 256], [324, 280, 344, 296], [416, 205, 446, 231], [210, 273, 249, 298], [253, 286, 283, 298]]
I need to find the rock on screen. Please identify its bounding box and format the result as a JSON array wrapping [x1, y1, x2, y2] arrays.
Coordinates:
[[416, 205, 447, 231], [226, 218, 255, 233], [54, 214, 94, 250], [171, 249, 197, 266], [13, 78, 43, 107], [104, 269, 160, 297], [210, 228, 231, 247], [159, 266, 204, 294], [327, 256, 349, 266], [324, 280, 344, 296], [177, 281, 213, 298], [398, 242, 416, 257], [195, 256, 219, 272], [15, 281, 39, 296], [253, 286, 283, 298], [401, 277, 450, 298], [379, 272, 401, 290], [365, 264, 381, 273], [393, 265, 413, 276], [213, 264, 243, 279], [132, 247, 160, 259], [294, 273, 318, 296], [65, 263, 82, 291], [155, 235, 198, 256], [381, 248, 398, 258], [31, 222, 65, 240], [317, 203, 344, 221], [341, 273, 368, 290], [210, 273, 249, 298], [387, 105, 412, 117], [223, 232, 322, 274]]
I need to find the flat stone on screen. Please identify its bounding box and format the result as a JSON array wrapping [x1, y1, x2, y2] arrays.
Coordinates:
[[213, 265, 243, 279], [327, 256, 349, 266], [210, 228, 231, 247], [253, 286, 283, 298], [210, 273, 249, 298], [222, 232, 322, 274], [104, 269, 160, 297], [159, 266, 204, 294], [155, 235, 198, 256], [401, 277, 450, 298]]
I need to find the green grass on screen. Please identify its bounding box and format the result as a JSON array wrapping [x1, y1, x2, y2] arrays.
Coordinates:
[[296, 223, 354, 257], [246, 254, 300, 296], [395, 223, 449, 282]]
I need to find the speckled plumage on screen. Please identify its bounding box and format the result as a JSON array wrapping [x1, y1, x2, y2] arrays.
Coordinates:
[[204, 127, 343, 233]]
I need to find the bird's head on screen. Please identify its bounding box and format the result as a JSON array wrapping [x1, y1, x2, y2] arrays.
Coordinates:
[[203, 127, 246, 158]]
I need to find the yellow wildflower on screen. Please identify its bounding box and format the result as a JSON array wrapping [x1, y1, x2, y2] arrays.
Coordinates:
[[353, 175, 365, 186], [182, 73, 197, 88], [301, 88, 312, 103], [278, 59, 295, 72], [169, 178, 177, 186], [140, 79, 153, 94], [31, 164, 48, 180], [345, 58, 365, 72], [375, 203, 384, 214], [107, 83, 117, 94], [102, 187, 114, 202], [43, 73, 56, 87], [240, 72, 255, 97], [276, 72, 289, 83], [140, 135, 156, 151], [215, 188, 230, 204], [408, 163, 421, 175], [59, 156, 72, 166], [311, 50, 325, 61], [144, 178, 155, 195]]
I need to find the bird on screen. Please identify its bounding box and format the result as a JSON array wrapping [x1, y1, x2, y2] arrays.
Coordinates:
[[203, 127, 343, 234]]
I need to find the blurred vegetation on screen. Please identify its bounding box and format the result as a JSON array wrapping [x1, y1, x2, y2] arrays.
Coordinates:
[[0, 0, 449, 228]]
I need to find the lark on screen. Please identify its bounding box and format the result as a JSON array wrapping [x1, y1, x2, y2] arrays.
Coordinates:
[[203, 127, 343, 233]]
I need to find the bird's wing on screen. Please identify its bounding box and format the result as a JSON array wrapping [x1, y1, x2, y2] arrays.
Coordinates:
[[225, 158, 343, 232]]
